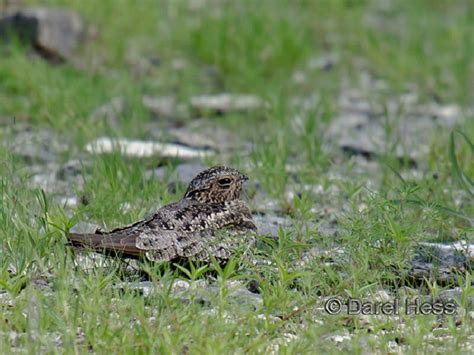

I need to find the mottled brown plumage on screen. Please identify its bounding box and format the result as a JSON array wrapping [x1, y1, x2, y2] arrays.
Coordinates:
[[67, 166, 257, 263]]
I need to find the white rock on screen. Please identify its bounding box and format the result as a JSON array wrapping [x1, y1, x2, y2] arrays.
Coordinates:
[[419, 241, 474, 261], [172, 280, 190, 291], [59, 196, 78, 208], [331, 332, 352, 343], [85, 137, 213, 159], [190, 94, 264, 114]]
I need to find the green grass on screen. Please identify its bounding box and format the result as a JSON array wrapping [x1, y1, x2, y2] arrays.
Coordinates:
[[1, 0, 473, 353]]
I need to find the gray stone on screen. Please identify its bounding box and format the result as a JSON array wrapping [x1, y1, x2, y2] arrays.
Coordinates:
[[146, 118, 246, 153], [69, 222, 100, 234], [435, 287, 474, 308], [90, 97, 125, 128], [226, 284, 263, 308], [190, 93, 265, 115], [253, 214, 292, 238], [0, 7, 84, 61], [167, 121, 244, 152], [6, 126, 67, 163], [250, 190, 283, 215], [189, 281, 263, 309], [324, 84, 464, 166], [143, 95, 184, 119], [27, 159, 84, 194], [418, 241, 474, 263], [408, 242, 472, 284], [326, 113, 427, 166]]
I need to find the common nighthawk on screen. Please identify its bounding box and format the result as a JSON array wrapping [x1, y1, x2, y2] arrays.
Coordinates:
[[67, 166, 257, 263]]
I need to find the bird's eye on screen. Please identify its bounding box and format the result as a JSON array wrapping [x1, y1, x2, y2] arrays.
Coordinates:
[[217, 177, 232, 187]]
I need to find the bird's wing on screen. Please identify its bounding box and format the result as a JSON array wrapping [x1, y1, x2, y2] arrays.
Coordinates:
[[67, 232, 144, 258], [137, 199, 256, 262], [67, 202, 183, 258]]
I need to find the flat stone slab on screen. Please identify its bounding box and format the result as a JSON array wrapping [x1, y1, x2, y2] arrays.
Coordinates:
[[253, 214, 292, 238], [408, 242, 473, 284], [4, 126, 68, 163], [324, 86, 465, 166], [85, 137, 214, 159], [142, 95, 187, 119], [190, 93, 265, 115], [0, 7, 84, 61], [418, 241, 474, 262]]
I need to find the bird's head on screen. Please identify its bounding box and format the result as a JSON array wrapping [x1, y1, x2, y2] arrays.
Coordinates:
[[183, 166, 248, 203]]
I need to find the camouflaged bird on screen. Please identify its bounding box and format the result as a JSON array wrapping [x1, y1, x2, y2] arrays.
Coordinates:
[[67, 166, 257, 263]]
